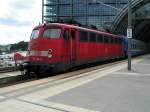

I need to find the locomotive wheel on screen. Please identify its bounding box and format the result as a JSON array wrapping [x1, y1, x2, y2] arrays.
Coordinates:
[[34, 66, 51, 79], [21, 69, 27, 76], [35, 70, 41, 79], [20, 69, 32, 80]]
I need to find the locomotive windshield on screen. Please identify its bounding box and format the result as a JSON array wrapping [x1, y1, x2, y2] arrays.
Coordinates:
[[31, 29, 39, 39], [43, 28, 61, 38]]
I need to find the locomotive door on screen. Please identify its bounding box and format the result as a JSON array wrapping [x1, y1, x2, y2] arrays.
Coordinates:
[[66, 29, 76, 62], [69, 29, 76, 62]]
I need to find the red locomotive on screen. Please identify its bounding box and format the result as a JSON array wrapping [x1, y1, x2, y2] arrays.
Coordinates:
[[20, 23, 124, 76]]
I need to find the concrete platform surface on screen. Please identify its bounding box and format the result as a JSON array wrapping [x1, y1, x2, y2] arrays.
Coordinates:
[[0, 71, 20, 79], [0, 55, 150, 112]]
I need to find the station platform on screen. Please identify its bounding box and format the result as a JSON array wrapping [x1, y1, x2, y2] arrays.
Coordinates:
[[0, 54, 150, 112]]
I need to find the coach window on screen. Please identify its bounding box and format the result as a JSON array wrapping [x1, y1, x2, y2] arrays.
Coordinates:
[[79, 31, 88, 42], [89, 32, 96, 42]]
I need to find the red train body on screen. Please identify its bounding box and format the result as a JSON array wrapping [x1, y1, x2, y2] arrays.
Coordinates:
[[22, 23, 124, 75]]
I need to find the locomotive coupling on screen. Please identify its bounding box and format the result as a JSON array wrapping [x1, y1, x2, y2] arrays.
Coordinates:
[[18, 62, 29, 71]]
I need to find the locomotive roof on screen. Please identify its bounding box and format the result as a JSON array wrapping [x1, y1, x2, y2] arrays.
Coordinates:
[[35, 23, 121, 38]]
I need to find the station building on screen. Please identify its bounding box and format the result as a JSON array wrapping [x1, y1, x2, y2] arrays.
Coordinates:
[[112, 0, 150, 42], [43, 0, 150, 42], [43, 0, 127, 29]]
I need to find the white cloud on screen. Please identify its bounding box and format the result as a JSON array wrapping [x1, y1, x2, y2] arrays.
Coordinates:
[[0, 0, 42, 45], [0, 25, 32, 44]]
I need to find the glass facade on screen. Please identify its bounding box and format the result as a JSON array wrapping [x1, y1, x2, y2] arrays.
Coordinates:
[[43, 0, 127, 29], [135, 3, 150, 20]]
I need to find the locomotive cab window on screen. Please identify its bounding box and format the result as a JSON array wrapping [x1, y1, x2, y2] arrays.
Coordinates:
[[31, 29, 39, 39], [43, 28, 61, 38]]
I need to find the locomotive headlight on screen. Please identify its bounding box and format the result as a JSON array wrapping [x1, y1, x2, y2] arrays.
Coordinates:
[[48, 54, 52, 58], [47, 49, 53, 58], [26, 51, 30, 56]]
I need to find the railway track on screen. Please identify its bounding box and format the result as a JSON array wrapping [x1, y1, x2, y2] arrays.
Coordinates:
[[0, 67, 18, 73]]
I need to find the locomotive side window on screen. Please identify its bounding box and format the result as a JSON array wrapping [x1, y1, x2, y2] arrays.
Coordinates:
[[112, 38, 116, 44], [43, 28, 61, 38], [103, 36, 106, 43], [116, 38, 119, 44], [79, 31, 88, 42], [89, 32, 96, 42], [111, 37, 114, 44], [112, 37, 115, 44], [114, 38, 117, 44], [117, 38, 121, 44], [117, 38, 120, 44], [31, 29, 39, 39], [104, 36, 109, 43], [118, 38, 122, 44], [115, 38, 118, 44], [97, 34, 103, 43], [108, 37, 111, 43]]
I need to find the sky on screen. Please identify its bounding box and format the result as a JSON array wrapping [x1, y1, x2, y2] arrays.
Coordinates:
[[0, 0, 42, 45]]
